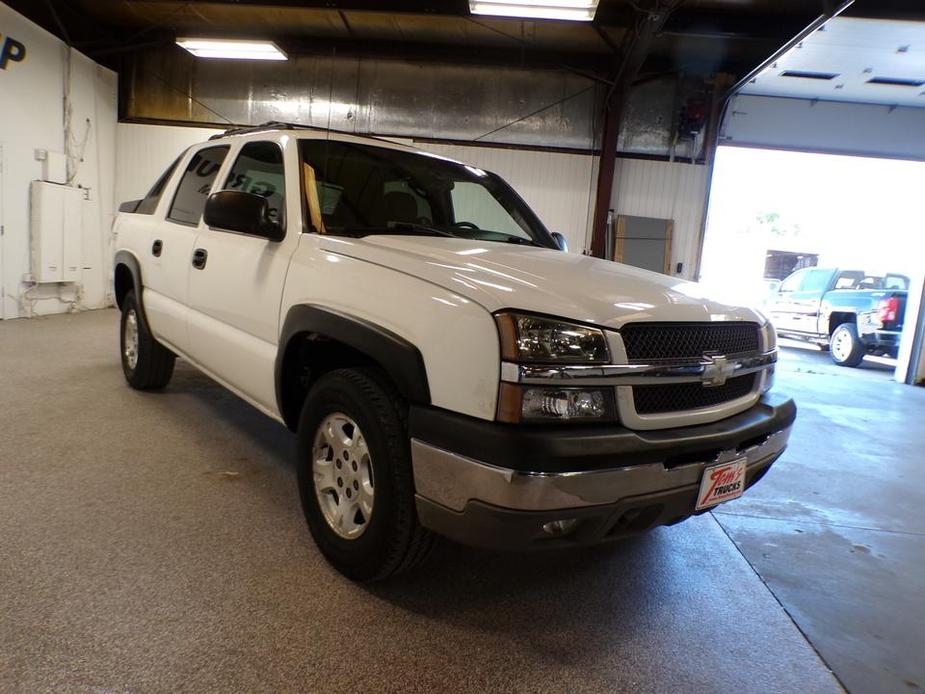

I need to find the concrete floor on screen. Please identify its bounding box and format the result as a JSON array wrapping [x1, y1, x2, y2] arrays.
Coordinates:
[[0, 310, 919, 693], [714, 343, 925, 694]]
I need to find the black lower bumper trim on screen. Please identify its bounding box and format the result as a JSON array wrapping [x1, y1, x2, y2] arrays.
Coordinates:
[[409, 393, 796, 474], [416, 456, 777, 550]]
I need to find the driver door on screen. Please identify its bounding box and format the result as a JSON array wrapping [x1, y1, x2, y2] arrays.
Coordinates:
[[186, 140, 299, 413], [768, 269, 807, 333]]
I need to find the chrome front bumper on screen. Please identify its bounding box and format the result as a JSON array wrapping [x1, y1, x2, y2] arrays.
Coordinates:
[[411, 425, 791, 514]]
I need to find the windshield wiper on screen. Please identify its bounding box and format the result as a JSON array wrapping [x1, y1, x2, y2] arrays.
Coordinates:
[[502, 236, 543, 247], [387, 222, 459, 238], [337, 223, 459, 239]]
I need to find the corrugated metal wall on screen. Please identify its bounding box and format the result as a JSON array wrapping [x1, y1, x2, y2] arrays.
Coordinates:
[[610, 158, 709, 280], [124, 47, 694, 157]]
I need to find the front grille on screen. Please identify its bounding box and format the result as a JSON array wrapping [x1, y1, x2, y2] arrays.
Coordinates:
[[633, 373, 757, 415], [620, 322, 761, 362]]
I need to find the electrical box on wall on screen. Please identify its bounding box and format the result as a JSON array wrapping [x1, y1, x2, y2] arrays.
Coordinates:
[[34, 149, 67, 184], [30, 181, 83, 283]]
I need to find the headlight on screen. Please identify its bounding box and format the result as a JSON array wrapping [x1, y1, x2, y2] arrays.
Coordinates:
[[498, 383, 615, 423], [760, 320, 778, 352], [495, 312, 610, 363]]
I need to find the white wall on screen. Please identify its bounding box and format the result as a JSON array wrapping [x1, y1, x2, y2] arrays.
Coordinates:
[[113, 124, 599, 255], [114, 123, 223, 208], [0, 3, 117, 318], [610, 158, 709, 280], [722, 94, 925, 161]]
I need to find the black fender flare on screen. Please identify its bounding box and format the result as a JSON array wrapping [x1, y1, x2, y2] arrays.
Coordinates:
[[275, 305, 431, 428], [113, 250, 144, 313]]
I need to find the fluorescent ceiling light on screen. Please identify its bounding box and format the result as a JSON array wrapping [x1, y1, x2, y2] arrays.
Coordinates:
[[469, 0, 598, 21], [176, 38, 288, 61]]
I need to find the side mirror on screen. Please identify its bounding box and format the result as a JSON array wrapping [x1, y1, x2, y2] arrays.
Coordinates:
[[204, 190, 284, 242], [551, 232, 569, 252]]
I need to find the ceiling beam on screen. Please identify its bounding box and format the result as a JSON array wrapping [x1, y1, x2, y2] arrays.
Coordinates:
[[115, 0, 818, 41]]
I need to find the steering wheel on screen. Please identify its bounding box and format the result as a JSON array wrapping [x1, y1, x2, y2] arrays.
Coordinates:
[[451, 221, 480, 230]]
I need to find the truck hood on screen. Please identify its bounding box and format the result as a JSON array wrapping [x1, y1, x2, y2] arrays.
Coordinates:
[[319, 235, 764, 329]]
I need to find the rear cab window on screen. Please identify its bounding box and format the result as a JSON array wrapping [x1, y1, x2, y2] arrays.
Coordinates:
[[135, 156, 182, 215], [167, 145, 230, 226]]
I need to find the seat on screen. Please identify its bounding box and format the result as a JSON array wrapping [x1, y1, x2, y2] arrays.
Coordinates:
[[375, 191, 419, 226]]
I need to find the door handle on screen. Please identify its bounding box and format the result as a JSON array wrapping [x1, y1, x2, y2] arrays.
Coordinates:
[[152, 239, 163, 257], [192, 248, 208, 270]]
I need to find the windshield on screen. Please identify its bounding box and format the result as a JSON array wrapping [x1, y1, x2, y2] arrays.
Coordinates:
[[299, 139, 554, 247]]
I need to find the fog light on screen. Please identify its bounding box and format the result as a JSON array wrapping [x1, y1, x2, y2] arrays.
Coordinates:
[[523, 387, 604, 419], [497, 383, 615, 423], [542, 519, 579, 537]]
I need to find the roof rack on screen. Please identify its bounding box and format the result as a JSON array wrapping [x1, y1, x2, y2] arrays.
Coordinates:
[[208, 121, 312, 140], [208, 120, 403, 145]]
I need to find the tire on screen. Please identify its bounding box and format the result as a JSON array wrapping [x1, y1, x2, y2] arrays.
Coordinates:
[[120, 290, 175, 389], [829, 323, 866, 367], [296, 368, 435, 581]]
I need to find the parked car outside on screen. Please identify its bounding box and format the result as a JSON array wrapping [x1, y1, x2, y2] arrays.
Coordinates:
[[767, 267, 908, 366]]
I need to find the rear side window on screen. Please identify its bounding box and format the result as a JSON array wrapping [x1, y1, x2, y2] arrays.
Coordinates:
[[136, 156, 181, 215], [167, 146, 230, 225], [222, 141, 286, 225]]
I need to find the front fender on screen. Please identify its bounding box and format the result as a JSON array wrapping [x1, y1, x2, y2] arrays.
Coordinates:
[[276, 304, 431, 419]]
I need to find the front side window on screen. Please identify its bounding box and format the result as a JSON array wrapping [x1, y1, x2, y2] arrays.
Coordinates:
[[167, 145, 229, 225], [299, 139, 553, 247], [801, 269, 832, 293], [223, 141, 286, 226], [780, 270, 805, 293]]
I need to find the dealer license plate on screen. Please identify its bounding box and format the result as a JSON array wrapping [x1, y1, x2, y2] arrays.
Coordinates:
[[695, 458, 747, 511]]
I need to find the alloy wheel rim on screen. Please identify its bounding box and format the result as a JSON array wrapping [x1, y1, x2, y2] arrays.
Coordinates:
[[832, 329, 851, 361], [124, 309, 139, 370], [312, 413, 375, 540]]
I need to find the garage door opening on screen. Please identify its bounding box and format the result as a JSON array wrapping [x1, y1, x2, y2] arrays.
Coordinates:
[[699, 145, 925, 374]]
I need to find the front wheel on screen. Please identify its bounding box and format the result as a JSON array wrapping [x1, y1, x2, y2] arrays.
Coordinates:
[[120, 290, 175, 389], [830, 323, 866, 367], [296, 368, 435, 581]]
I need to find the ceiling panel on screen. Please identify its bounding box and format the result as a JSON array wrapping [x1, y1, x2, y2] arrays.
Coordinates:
[[741, 17, 925, 107]]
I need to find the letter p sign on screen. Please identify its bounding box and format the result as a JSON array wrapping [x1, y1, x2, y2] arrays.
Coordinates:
[[1, 35, 27, 71]]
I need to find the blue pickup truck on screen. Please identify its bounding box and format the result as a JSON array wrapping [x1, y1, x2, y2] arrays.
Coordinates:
[[767, 267, 909, 367]]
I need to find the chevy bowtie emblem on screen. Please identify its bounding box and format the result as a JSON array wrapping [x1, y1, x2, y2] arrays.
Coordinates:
[[701, 354, 737, 387]]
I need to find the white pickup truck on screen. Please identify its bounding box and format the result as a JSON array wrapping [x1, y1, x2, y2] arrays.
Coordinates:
[[113, 123, 794, 581]]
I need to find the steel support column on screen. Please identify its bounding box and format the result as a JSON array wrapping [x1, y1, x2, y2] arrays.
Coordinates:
[[589, 4, 675, 258]]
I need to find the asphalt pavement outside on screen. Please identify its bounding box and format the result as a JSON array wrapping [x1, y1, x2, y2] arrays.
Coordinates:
[[2, 310, 920, 693]]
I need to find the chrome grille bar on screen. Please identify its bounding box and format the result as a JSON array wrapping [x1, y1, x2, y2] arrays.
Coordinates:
[[500, 350, 777, 387]]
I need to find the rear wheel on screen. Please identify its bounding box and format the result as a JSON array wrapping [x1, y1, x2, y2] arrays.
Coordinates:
[[120, 290, 175, 389], [830, 323, 865, 367], [296, 368, 435, 581]]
